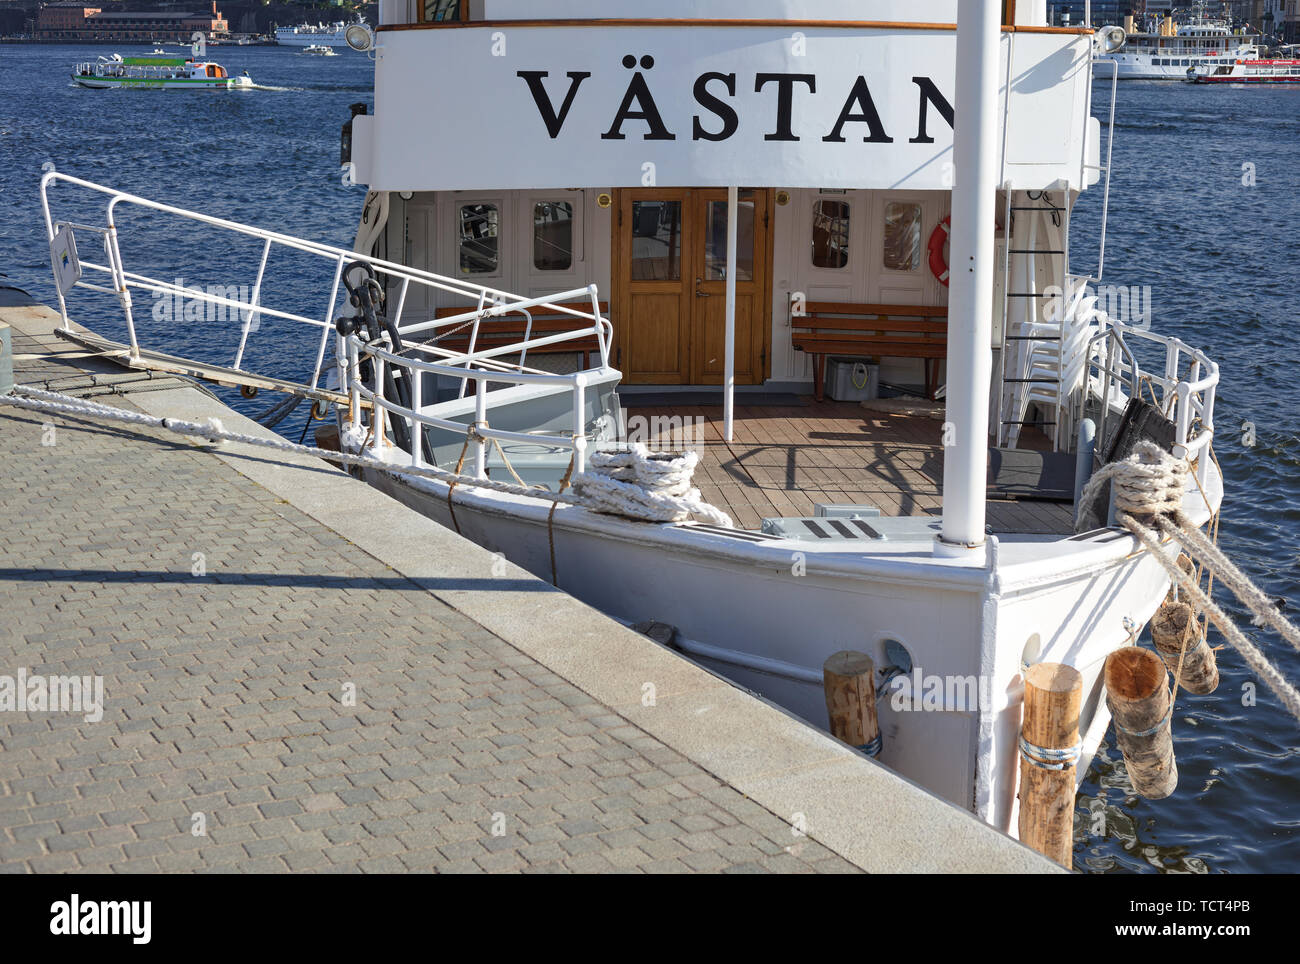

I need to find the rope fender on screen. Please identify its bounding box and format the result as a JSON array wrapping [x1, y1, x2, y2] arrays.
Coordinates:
[[1082, 440, 1300, 725]]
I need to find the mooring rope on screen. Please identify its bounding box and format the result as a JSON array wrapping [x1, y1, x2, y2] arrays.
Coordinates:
[[571, 443, 733, 528], [0, 385, 733, 529], [1081, 441, 1300, 724]]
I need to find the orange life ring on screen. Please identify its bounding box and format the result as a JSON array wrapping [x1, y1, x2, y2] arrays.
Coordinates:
[[928, 216, 951, 287]]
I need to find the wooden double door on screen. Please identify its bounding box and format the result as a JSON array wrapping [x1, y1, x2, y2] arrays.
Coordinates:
[[613, 189, 773, 385]]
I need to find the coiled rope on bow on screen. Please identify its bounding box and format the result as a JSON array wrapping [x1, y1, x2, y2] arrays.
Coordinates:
[[1081, 441, 1300, 724], [570, 443, 733, 528]]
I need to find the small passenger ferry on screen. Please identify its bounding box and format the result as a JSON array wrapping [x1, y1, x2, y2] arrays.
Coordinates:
[[1188, 56, 1300, 84], [71, 55, 253, 90], [302, 44, 338, 57]]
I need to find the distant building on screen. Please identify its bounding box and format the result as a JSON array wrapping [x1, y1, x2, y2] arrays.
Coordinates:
[[36, 1, 228, 41], [1257, 0, 1300, 42], [36, 3, 101, 39], [1047, 1, 1283, 35]]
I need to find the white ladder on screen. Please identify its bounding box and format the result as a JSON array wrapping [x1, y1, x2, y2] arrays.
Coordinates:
[[996, 189, 1076, 450]]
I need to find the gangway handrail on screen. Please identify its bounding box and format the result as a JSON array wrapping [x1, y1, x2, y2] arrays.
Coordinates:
[[40, 170, 616, 484], [39, 170, 611, 373]]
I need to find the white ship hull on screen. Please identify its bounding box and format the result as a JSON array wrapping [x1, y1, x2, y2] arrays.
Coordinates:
[[1098, 53, 1258, 80], [363, 458, 1221, 834], [72, 75, 252, 90], [276, 32, 349, 47]]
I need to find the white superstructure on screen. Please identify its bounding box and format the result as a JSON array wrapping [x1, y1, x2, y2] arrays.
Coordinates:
[[274, 16, 366, 47], [1097, 11, 1260, 80]]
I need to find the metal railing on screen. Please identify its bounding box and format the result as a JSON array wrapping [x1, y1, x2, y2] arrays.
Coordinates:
[[39, 171, 615, 475], [345, 333, 603, 478], [1068, 273, 1219, 487], [1115, 321, 1218, 487]]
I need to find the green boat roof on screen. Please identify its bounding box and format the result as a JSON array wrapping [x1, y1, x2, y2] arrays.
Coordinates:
[[122, 57, 187, 66]]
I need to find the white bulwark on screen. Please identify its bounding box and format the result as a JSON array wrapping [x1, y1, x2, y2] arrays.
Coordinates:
[[352, 22, 1098, 193]]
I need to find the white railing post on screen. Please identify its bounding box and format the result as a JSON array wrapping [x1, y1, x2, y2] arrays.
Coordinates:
[[1199, 380, 1215, 488], [39, 172, 74, 333], [347, 338, 360, 427], [473, 376, 488, 479], [409, 362, 423, 469], [233, 237, 271, 371], [588, 284, 609, 367], [459, 291, 489, 400], [372, 352, 386, 452], [573, 372, 588, 473], [312, 256, 345, 391], [392, 276, 410, 328], [105, 199, 139, 360], [1174, 381, 1192, 461]]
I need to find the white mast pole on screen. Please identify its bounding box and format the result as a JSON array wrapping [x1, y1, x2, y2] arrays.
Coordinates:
[[723, 185, 738, 442], [936, 0, 1000, 558]]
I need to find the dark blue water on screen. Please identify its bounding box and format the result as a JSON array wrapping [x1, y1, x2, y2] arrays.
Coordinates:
[[0, 44, 374, 441], [1, 47, 1297, 873], [1070, 80, 1300, 874]]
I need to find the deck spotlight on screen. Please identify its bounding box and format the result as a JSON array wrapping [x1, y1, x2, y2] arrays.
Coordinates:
[[345, 23, 374, 52], [1096, 26, 1127, 54]]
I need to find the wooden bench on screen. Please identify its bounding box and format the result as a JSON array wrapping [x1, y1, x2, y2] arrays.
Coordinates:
[[426, 301, 608, 368], [790, 301, 948, 401], [428, 301, 608, 368]]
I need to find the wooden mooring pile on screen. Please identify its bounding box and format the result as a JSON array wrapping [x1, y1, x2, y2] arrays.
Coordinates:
[[818, 554, 1222, 869]]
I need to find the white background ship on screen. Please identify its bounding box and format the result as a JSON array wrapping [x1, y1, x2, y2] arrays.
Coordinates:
[[274, 16, 366, 47], [1097, 5, 1260, 79]]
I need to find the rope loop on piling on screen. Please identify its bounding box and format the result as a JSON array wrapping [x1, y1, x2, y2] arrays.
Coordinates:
[[1111, 707, 1172, 739], [1018, 734, 1083, 771], [856, 734, 882, 758]]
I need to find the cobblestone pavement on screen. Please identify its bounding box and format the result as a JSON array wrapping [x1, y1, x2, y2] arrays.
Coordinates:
[[0, 344, 859, 873]]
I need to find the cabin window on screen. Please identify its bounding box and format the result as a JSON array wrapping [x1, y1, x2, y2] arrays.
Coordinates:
[[883, 202, 923, 272], [703, 197, 755, 282], [422, 0, 462, 22], [533, 201, 574, 271], [811, 200, 850, 269], [458, 203, 499, 275], [630, 200, 682, 281]]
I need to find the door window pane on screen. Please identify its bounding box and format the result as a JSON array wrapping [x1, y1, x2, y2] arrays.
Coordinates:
[[533, 201, 574, 271], [458, 204, 499, 275], [811, 199, 850, 269], [630, 201, 682, 281], [704, 199, 755, 282], [423, 0, 461, 22], [883, 202, 922, 271]]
